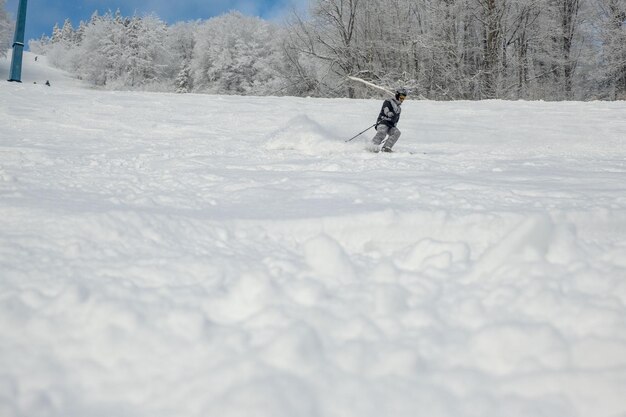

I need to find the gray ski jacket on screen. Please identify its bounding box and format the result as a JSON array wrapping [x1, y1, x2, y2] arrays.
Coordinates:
[[376, 98, 402, 128]]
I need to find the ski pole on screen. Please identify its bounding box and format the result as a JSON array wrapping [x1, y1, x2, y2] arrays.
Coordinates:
[[345, 123, 377, 142]]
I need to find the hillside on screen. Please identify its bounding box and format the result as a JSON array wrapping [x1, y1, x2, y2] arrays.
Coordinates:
[[2, 50, 84, 87], [1, 50, 626, 417]]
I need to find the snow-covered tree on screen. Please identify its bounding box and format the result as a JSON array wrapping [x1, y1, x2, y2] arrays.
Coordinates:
[[535, 0, 584, 99], [286, 0, 366, 97], [60, 18, 75, 43], [193, 12, 285, 95], [175, 59, 192, 93], [45, 19, 83, 72], [74, 11, 122, 85], [75, 20, 87, 44], [0, 0, 13, 57], [28, 34, 51, 55], [50, 23, 62, 44], [117, 14, 170, 87], [166, 21, 197, 92], [167, 21, 197, 65], [594, 0, 626, 99]]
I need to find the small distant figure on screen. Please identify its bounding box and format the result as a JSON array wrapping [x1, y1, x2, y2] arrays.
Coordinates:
[[35, 56, 38, 61], [45, 80, 50, 87]]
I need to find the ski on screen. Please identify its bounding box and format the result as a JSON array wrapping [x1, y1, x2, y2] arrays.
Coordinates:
[[365, 147, 424, 155]]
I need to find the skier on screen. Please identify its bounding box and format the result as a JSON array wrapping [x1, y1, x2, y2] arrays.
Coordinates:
[[372, 87, 407, 152]]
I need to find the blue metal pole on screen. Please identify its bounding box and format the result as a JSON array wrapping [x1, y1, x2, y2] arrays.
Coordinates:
[[8, 0, 28, 82]]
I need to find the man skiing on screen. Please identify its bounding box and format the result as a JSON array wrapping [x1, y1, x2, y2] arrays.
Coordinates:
[[372, 87, 407, 152]]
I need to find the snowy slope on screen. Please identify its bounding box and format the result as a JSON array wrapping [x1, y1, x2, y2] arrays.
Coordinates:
[[2, 50, 85, 88], [1, 52, 626, 417]]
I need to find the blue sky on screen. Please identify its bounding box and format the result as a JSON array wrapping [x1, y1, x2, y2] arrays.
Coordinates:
[[6, 0, 307, 42]]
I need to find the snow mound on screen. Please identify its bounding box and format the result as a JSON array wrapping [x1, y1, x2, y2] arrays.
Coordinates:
[[264, 115, 348, 154], [303, 234, 356, 283]]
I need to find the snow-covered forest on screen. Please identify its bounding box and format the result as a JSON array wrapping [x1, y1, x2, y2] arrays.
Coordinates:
[[26, 0, 626, 100]]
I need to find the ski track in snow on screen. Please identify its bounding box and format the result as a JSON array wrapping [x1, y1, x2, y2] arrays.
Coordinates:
[[1, 52, 626, 417]]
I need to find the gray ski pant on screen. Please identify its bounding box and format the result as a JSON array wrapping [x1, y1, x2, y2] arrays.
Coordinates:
[[372, 124, 401, 149]]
